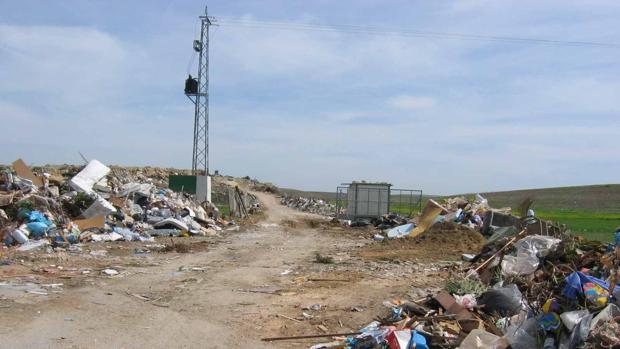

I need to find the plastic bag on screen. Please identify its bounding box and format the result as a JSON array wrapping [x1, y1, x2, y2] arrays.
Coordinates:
[[27, 210, 53, 226], [514, 235, 561, 258], [558, 312, 592, 349], [584, 282, 609, 307], [503, 317, 538, 349], [590, 304, 620, 331], [560, 310, 590, 332], [26, 222, 49, 238], [501, 250, 539, 277], [538, 312, 561, 332], [460, 329, 500, 349], [478, 284, 523, 317], [563, 271, 619, 300], [455, 294, 478, 310]]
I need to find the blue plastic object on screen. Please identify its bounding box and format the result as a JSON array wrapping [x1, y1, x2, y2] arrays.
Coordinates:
[[406, 330, 429, 349], [28, 211, 53, 226], [26, 222, 49, 238], [539, 312, 561, 332], [562, 271, 620, 299], [54, 235, 78, 244]]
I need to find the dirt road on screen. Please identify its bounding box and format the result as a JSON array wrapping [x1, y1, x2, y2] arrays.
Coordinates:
[[0, 192, 355, 348]]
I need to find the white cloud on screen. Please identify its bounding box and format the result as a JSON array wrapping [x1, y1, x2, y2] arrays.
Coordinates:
[[1, 2, 619, 195], [386, 95, 436, 110]]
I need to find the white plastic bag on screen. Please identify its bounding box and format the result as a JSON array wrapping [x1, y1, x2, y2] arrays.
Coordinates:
[[514, 235, 561, 258], [460, 329, 501, 349], [501, 250, 539, 277]]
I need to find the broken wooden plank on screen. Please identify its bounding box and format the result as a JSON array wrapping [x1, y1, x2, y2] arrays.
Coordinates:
[[277, 313, 302, 323], [262, 332, 362, 342]]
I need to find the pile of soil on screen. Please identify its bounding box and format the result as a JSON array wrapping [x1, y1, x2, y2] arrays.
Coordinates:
[[358, 222, 486, 262]]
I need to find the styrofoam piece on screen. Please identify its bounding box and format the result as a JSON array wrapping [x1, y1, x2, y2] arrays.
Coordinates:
[[81, 196, 116, 219], [69, 160, 110, 193]]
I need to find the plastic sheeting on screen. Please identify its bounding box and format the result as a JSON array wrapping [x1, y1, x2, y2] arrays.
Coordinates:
[[513, 235, 561, 258], [26, 222, 50, 238], [558, 311, 592, 349], [501, 235, 562, 277], [118, 182, 154, 198], [561, 310, 591, 332], [153, 218, 189, 231], [562, 271, 620, 300], [387, 223, 415, 239], [460, 329, 500, 349], [503, 317, 538, 349], [477, 284, 523, 317], [590, 304, 620, 331], [501, 251, 540, 277]]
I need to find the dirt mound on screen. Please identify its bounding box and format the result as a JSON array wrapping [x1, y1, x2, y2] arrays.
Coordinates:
[[358, 222, 486, 262]]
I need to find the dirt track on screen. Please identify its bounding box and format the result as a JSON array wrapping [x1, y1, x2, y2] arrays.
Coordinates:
[[0, 191, 457, 349]]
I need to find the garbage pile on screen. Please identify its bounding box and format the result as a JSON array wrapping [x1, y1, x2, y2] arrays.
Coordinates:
[[1, 159, 235, 250], [311, 203, 620, 348], [281, 195, 336, 216], [371, 194, 554, 243]]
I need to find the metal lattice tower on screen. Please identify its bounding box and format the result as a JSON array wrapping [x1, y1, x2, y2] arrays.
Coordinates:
[[187, 6, 212, 176]]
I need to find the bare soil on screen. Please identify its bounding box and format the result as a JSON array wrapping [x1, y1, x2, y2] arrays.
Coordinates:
[[0, 192, 460, 349], [358, 222, 486, 262]]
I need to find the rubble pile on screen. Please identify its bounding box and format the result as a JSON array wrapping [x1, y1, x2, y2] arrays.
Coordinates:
[[251, 181, 279, 194], [0, 159, 237, 250], [371, 193, 550, 242], [281, 195, 336, 216], [304, 200, 620, 348]]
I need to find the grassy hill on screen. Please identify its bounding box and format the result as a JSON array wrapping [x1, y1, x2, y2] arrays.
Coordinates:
[[282, 184, 620, 241], [477, 184, 620, 241], [479, 184, 620, 214]]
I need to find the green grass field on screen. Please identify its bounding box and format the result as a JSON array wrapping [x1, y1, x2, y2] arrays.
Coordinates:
[[535, 210, 620, 242]]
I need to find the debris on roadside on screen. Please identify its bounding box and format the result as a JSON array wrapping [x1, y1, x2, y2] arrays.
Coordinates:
[[281, 195, 336, 216], [0, 159, 256, 251], [291, 200, 620, 348]]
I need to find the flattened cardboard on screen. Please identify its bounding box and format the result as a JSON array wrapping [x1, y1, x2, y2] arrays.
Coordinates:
[[435, 290, 480, 332], [409, 199, 445, 239], [73, 215, 105, 230], [12, 159, 44, 187]]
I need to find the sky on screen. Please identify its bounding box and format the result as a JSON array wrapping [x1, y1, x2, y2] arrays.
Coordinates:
[[0, 0, 619, 195]]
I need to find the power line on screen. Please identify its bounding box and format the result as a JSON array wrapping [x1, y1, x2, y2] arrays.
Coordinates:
[[216, 16, 620, 48]]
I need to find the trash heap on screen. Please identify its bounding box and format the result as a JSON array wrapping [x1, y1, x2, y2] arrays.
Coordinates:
[[1, 159, 235, 250], [281, 195, 336, 216], [320, 202, 620, 348], [371, 194, 547, 243]]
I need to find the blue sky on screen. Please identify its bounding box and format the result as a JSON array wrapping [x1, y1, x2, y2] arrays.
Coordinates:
[[0, 1, 619, 194]]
